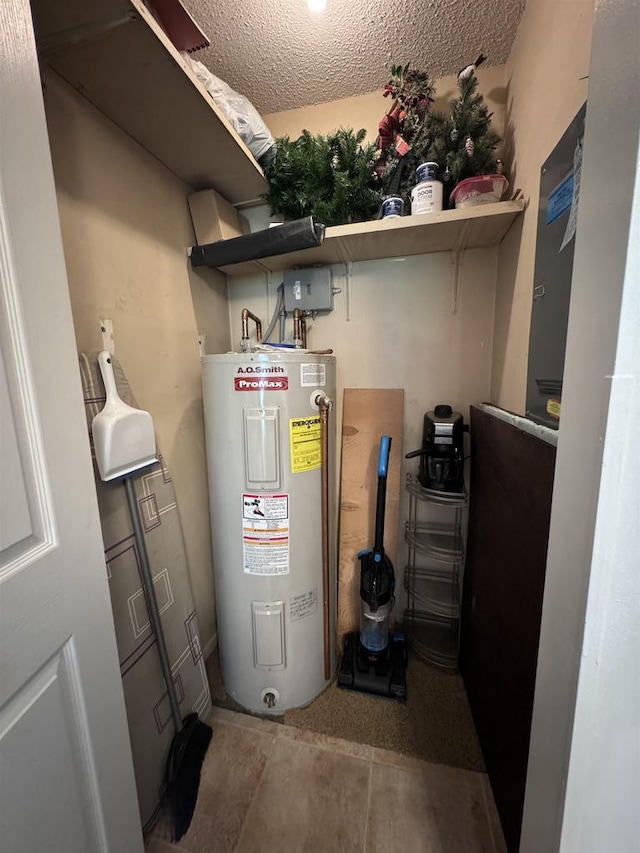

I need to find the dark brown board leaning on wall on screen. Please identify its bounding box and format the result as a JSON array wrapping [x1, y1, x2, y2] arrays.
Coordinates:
[[461, 406, 556, 853]]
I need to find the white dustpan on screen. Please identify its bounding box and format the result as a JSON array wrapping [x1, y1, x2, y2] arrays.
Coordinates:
[[92, 350, 158, 482]]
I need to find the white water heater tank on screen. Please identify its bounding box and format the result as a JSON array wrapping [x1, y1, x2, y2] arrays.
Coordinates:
[[201, 350, 337, 714]]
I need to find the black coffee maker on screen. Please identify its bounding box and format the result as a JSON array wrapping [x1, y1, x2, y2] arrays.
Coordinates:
[[405, 405, 467, 493]]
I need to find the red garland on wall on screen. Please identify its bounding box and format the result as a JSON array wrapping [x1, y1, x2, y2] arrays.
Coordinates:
[[376, 64, 435, 185]]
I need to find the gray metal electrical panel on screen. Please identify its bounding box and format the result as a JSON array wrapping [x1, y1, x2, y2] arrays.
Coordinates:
[[526, 102, 587, 428], [283, 268, 334, 313]]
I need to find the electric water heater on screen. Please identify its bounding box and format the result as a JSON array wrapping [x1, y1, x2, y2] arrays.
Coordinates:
[[201, 350, 337, 714]]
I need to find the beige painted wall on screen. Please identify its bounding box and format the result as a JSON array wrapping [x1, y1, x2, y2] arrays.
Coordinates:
[[43, 73, 228, 651], [264, 65, 508, 144], [265, 16, 595, 417], [248, 68, 508, 607], [491, 0, 595, 413], [227, 249, 497, 608]]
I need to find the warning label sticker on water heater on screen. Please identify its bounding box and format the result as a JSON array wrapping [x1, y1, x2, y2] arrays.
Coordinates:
[[289, 416, 322, 473], [300, 362, 326, 387], [242, 493, 289, 575], [243, 494, 289, 520]]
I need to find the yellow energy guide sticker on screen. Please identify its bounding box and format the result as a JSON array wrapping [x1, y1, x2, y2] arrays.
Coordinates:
[[546, 398, 561, 419], [289, 416, 321, 473]]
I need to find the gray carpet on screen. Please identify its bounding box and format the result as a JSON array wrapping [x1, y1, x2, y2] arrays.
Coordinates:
[[205, 651, 485, 773]]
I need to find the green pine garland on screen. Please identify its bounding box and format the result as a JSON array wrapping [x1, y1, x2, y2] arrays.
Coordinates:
[[263, 129, 382, 227]]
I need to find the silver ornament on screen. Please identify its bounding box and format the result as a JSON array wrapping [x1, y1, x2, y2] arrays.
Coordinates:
[[496, 159, 504, 175], [465, 136, 475, 157], [450, 127, 459, 142]]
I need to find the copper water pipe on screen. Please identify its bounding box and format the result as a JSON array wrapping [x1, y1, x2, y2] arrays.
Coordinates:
[[316, 391, 333, 680], [292, 309, 308, 348], [241, 308, 262, 347], [293, 308, 302, 348]]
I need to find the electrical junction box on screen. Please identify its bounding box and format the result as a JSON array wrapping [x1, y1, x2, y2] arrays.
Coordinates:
[[283, 268, 333, 313]]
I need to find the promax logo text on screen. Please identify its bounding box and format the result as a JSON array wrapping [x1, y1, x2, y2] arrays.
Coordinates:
[[234, 377, 289, 391]]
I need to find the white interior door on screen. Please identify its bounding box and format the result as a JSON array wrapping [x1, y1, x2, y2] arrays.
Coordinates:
[[0, 2, 144, 851]]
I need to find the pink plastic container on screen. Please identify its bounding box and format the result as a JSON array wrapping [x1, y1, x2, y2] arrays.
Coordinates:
[[450, 174, 509, 208]]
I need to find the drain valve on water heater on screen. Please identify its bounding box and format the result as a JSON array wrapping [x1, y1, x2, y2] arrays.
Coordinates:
[[261, 688, 280, 708]]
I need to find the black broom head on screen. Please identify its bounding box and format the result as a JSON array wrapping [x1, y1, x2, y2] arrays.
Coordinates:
[[165, 712, 213, 842]]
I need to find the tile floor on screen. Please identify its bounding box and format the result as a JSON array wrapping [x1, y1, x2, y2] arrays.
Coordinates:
[[147, 707, 507, 853]]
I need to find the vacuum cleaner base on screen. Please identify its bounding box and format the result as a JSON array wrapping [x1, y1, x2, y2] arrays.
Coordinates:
[[338, 631, 407, 701]]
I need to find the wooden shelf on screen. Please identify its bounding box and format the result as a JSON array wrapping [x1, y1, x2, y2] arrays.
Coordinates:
[[32, 0, 268, 204], [218, 201, 525, 276]]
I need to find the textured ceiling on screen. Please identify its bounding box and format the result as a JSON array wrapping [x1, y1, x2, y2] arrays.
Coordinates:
[[182, 0, 526, 114]]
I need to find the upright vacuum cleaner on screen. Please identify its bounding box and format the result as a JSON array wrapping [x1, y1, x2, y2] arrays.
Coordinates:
[[338, 435, 407, 700]]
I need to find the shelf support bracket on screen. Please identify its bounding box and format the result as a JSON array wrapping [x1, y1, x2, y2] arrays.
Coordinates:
[[343, 262, 353, 322], [264, 269, 273, 316], [450, 221, 471, 315], [451, 250, 462, 315]]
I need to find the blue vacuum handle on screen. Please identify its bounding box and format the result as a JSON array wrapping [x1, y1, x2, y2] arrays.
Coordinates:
[[373, 435, 392, 556], [378, 435, 392, 478]]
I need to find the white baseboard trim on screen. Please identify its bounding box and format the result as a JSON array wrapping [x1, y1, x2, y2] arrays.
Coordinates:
[[202, 631, 218, 662]]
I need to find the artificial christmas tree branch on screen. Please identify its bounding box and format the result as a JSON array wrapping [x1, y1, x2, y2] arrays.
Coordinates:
[[379, 57, 502, 208], [264, 129, 381, 226]]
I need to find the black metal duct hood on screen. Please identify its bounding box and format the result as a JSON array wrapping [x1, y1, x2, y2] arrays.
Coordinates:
[[189, 216, 325, 269]]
